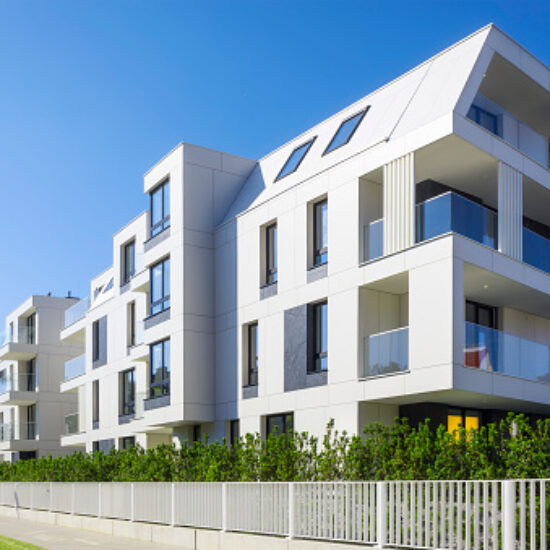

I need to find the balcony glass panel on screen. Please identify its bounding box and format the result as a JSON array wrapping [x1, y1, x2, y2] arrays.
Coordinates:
[[416, 192, 497, 249], [464, 321, 550, 383], [0, 374, 36, 393], [64, 413, 79, 435], [364, 218, 383, 261], [0, 422, 38, 441], [523, 227, 550, 274], [363, 327, 408, 377], [64, 297, 90, 328], [64, 354, 86, 381]]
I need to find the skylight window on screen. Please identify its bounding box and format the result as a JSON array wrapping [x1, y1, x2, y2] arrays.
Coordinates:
[[274, 137, 316, 182], [323, 107, 369, 155]]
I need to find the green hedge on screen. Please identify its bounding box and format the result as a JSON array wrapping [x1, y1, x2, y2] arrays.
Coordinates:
[[1, 413, 549, 482]]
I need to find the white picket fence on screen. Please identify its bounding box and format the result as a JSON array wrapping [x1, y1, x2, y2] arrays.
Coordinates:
[[0, 480, 547, 549]]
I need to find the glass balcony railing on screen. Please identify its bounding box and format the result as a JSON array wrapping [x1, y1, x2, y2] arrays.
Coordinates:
[[364, 219, 384, 261], [64, 297, 90, 328], [0, 326, 36, 347], [0, 422, 38, 441], [64, 413, 79, 435], [0, 373, 36, 394], [464, 321, 550, 383], [416, 192, 498, 249], [64, 354, 86, 381], [523, 227, 550, 274], [363, 327, 409, 378]]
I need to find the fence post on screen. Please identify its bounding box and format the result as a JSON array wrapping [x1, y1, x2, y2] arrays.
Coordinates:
[[71, 483, 75, 515], [170, 482, 175, 527], [502, 480, 516, 550], [288, 483, 295, 540], [49, 482, 53, 512], [377, 482, 388, 548], [221, 482, 227, 532], [97, 482, 101, 519], [130, 483, 135, 522]]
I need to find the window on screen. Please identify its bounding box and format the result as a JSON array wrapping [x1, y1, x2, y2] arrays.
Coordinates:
[[150, 180, 170, 237], [229, 419, 239, 446], [466, 300, 497, 329], [92, 441, 100, 453], [127, 302, 136, 348], [265, 223, 278, 285], [122, 240, 135, 284], [266, 413, 293, 437], [150, 339, 170, 398], [93, 286, 103, 300], [313, 199, 328, 266], [150, 258, 170, 315], [274, 138, 316, 182], [246, 323, 258, 386], [447, 408, 480, 437], [103, 278, 114, 292], [120, 436, 135, 450], [468, 105, 498, 136], [92, 380, 99, 427], [26, 359, 36, 391], [324, 107, 369, 155], [192, 424, 201, 443], [92, 320, 100, 361], [26, 314, 36, 344], [120, 368, 135, 416], [310, 301, 328, 373], [27, 404, 36, 439]]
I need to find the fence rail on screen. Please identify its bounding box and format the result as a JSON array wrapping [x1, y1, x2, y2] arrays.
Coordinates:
[[0, 480, 546, 549]]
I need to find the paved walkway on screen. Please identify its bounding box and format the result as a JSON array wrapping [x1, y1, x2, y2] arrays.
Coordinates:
[[0, 515, 176, 550]]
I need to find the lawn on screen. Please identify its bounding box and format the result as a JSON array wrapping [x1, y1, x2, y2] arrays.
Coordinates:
[[0, 536, 44, 550]]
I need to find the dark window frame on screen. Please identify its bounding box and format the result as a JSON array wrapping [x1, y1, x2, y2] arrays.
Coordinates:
[[309, 301, 328, 373], [246, 322, 258, 387], [266, 412, 294, 437], [313, 198, 328, 266], [265, 223, 278, 285], [120, 368, 135, 416], [274, 137, 317, 182], [149, 179, 170, 237], [323, 107, 370, 155], [120, 436, 135, 450], [149, 257, 170, 316], [229, 419, 239, 446], [149, 338, 170, 398], [466, 300, 497, 329], [123, 240, 136, 284], [92, 320, 100, 361]]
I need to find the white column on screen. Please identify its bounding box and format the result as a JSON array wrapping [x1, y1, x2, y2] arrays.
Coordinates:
[[383, 153, 415, 255], [498, 162, 523, 260]]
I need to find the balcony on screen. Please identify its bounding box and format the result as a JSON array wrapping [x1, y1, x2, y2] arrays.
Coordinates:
[[0, 423, 38, 450], [127, 321, 147, 361], [0, 373, 37, 405], [523, 228, 550, 275], [362, 327, 409, 378], [0, 326, 37, 361], [64, 413, 80, 435], [64, 297, 89, 328], [464, 322, 550, 384], [364, 219, 383, 261], [64, 354, 86, 381]]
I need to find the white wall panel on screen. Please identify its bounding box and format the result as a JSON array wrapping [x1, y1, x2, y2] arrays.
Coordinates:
[[498, 162, 523, 261]]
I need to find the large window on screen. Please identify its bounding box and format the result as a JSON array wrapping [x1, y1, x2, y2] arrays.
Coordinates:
[[246, 323, 258, 386], [266, 413, 293, 437], [324, 107, 369, 155], [265, 223, 278, 285], [310, 301, 328, 373], [313, 199, 328, 266], [122, 240, 135, 284], [150, 180, 170, 237], [92, 380, 99, 427], [120, 368, 135, 416], [150, 339, 170, 398], [275, 138, 316, 182], [150, 257, 170, 315]]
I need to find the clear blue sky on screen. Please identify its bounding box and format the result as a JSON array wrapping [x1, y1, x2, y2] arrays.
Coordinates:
[[0, 0, 549, 320]]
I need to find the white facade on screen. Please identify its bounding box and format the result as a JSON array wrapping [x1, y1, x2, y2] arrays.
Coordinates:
[[50, 24, 550, 452]]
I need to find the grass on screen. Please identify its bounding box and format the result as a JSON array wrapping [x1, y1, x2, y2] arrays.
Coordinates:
[[0, 536, 44, 550]]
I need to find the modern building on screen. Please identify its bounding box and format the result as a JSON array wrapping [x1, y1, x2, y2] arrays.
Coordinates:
[[0, 295, 81, 461], [56, 23, 550, 452]]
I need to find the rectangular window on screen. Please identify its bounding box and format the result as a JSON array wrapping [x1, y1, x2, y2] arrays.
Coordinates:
[[265, 223, 278, 285], [120, 368, 135, 416], [123, 240, 135, 284], [313, 199, 328, 266], [27, 404, 36, 439], [275, 138, 316, 182], [324, 107, 369, 155], [466, 300, 497, 329], [448, 408, 480, 438], [127, 301, 136, 348], [150, 257, 170, 315], [150, 180, 170, 237], [92, 441, 100, 453], [229, 419, 239, 446], [310, 301, 328, 373], [266, 412, 293, 437], [120, 436, 135, 450], [92, 321, 100, 361], [192, 424, 201, 443], [26, 314, 36, 344], [92, 380, 99, 426], [247, 323, 258, 386], [27, 359, 36, 391], [150, 339, 170, 398]]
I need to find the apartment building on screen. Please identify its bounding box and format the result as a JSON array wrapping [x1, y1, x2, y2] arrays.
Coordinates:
[[0, 295, 81, 461], [57, 24, 550, 452]]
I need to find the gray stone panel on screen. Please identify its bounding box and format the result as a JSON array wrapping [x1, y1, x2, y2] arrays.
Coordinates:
[[307, 263, 328, 283], [144, 308, 171, 330], [242, 385, 258, 399], [284, 305, 308, 392], [144, 394, 170, 411], [144, 227, 171, 252], [260, 282, 278, 300]]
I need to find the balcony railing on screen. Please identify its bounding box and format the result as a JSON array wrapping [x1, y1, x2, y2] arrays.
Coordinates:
[[64, 354, 86, 381], [64, 413, 79, 435], [363, 327, 409, 378], [0, 373, 36, 394], [464, 321, 550, 383], [523, 227, 550, 274], [0, 325, 36, 347], [64, 297, 90, 328], [0, 422, 38, 441], [363, 219, 384, 261], [416, 192, 498, 249]]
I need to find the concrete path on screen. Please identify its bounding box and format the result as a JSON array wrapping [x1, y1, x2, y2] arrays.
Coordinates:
[[0, 515, 176, 550]]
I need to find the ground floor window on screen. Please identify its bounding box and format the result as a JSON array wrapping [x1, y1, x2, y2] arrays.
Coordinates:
[[447, 408, 480, 436], [120, 436, 135, 450], [266, 412, 293, 437]]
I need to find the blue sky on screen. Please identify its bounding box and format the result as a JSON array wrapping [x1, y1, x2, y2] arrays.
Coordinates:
[[0, 0, 549, 320]]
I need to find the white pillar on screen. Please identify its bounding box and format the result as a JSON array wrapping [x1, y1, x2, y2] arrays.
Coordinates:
[[288, 483, 295, 540], [498, 162, 523, 260], [383, 153, 415, 255], [376, 482, 387, 548], [502, 480, 516, 550]]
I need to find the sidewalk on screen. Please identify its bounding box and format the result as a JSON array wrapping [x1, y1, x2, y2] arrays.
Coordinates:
[[0, 515, 176, 550]]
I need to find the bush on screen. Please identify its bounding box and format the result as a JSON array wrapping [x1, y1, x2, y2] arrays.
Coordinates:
[[1, 413, 548, 482]]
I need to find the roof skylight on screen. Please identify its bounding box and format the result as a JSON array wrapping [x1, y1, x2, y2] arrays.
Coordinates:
[[323, 107, 369, 155], [274, 137, 316, 182]]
